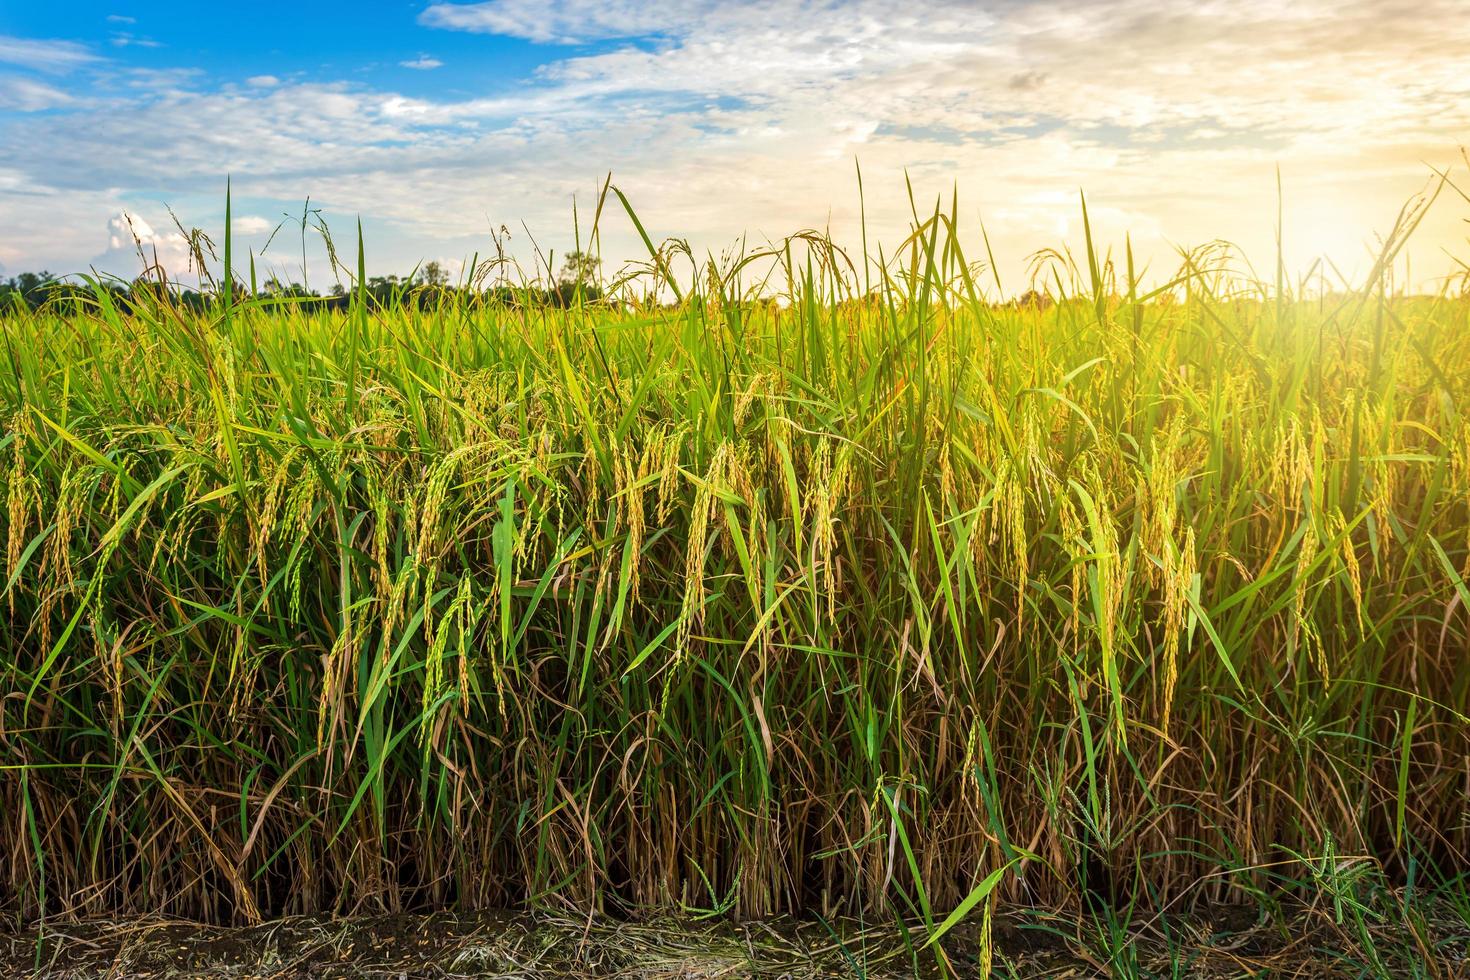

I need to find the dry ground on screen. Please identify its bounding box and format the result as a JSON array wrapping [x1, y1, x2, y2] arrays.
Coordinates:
[[2, 907, 1460, 978]]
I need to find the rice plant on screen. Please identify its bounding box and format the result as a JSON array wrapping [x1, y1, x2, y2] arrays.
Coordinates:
[[2, 182, 1468, 972]]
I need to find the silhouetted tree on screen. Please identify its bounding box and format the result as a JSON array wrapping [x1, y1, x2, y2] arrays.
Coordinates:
[[553, 250, 602, 305], [418, 261, 450, 288]]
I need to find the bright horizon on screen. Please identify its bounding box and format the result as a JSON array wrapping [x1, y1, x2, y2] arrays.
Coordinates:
[[2, 1, 1469, 293]]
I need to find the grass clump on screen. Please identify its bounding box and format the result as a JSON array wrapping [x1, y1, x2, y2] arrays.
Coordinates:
[[2, 182, 1469, 973]]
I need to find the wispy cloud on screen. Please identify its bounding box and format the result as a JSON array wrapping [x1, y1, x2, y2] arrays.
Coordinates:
[[419, 0, 679, 44], [0, 75, 79, 111], [0, 35, 99, 73], [106, 14, 136, 24], [399, 55, 444, 70], [110, 33, 164, 49]]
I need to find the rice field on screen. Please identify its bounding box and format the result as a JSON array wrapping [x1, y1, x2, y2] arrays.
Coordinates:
[[3, 186, 1470, 975]]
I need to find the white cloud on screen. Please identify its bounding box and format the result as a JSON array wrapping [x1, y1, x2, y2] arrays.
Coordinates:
[[110, 33, 163, 49], [0, 76, 77, 111], [400, 56, 444, 70], [106, 14, 136, 24], [107, 211, 159, 250], [233, 215, 273, 235], [3, 1, 1470, 288], [123, 67, 204, 91], [419, 0, 684, 43], [0, 35, 99, 73], [104, 210, 196, 279]]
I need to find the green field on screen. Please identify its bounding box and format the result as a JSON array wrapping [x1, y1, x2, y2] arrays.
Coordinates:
[[3, 191, 1469, 975]]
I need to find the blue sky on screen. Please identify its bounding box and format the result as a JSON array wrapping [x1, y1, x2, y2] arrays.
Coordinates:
[[1, 1, 1468, 290], [0, 3, 630, 101]]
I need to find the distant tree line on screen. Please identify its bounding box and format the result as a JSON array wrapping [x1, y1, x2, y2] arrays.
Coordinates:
[[0, 272, 65, 310], [1, 253, 605, 314]]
